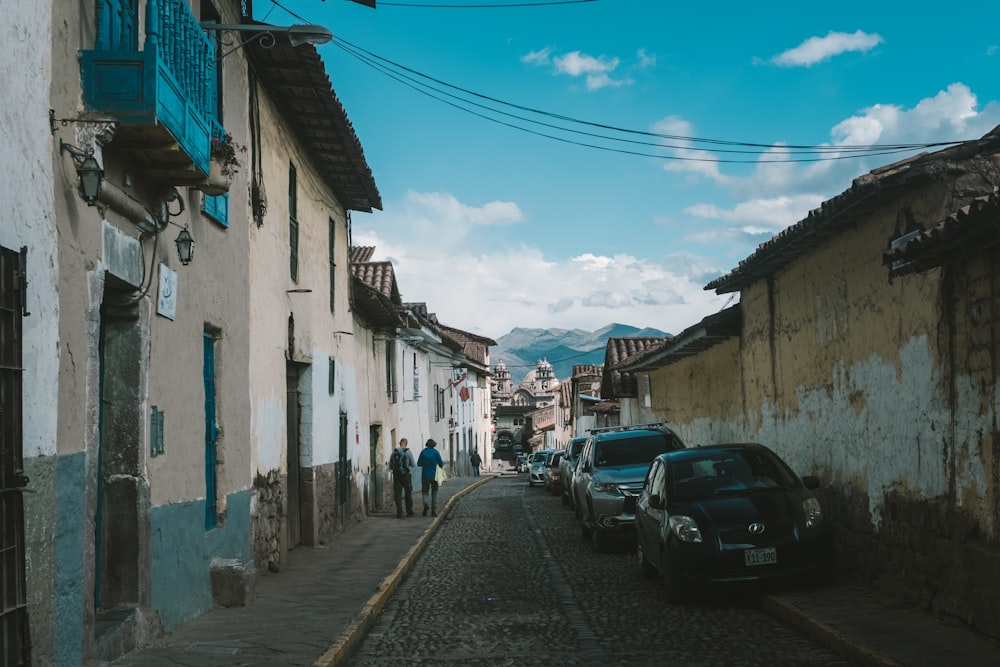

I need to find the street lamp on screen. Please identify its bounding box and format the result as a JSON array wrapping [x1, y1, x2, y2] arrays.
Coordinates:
[[201, 22, 333, 59]]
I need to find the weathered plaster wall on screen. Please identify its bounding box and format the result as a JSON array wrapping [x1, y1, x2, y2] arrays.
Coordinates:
[[656, 182, 1000, 636], [248, 74, 375, 559], [649, 335, 743, 446], [3, 1, 61, 662]]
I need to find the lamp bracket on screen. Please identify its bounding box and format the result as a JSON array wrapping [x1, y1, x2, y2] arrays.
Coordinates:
[[59, 140, 93, 165], [50, 109, 117, 136]]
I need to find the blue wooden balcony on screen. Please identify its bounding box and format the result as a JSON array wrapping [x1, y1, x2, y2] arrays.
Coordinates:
[[81, 0, 222, 185]]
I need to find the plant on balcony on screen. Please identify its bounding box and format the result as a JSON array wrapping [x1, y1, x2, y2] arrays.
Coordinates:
[[211, 133, 246, 176]]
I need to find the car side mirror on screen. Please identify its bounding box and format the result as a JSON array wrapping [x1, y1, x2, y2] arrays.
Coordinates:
[[648, 494, 663, 510], [802, 475, 821, 490]]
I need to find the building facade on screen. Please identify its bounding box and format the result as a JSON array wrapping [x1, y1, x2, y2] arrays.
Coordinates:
[[625, 129, 1000, 639]]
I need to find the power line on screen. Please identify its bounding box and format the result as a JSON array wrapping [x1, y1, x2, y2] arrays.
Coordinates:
[[270, 1, 968, 163], [329, 36, 964, 163], [498, 347, 606, 368]]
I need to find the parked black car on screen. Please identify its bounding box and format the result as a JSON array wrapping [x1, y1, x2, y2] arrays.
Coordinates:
[[635, 443, 833, 601]]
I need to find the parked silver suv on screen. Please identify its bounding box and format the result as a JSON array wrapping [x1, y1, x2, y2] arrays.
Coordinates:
[[560, 436, 589, 508], [573, 423, 685, 552]]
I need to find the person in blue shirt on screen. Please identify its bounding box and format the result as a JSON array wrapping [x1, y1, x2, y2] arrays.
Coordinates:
[[417, 438, 444, 516]]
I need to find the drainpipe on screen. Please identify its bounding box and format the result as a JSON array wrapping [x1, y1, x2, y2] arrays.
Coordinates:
[[96, 180, 159, 234]]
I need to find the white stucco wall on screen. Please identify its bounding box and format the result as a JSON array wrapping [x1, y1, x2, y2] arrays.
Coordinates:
[[2, 1, 59, 459]]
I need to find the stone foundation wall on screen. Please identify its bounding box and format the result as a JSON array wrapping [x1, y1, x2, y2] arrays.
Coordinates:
[[251, 470, 284, 572], [312, 463, 337, 544], [822, 486, 1000, 639]]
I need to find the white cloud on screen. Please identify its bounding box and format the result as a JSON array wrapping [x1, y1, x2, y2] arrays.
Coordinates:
[[661, 83, 1000, 261], [521, 47, 552, 66], [769, 30, 884, 67], [524, 48, 632, 91], [553, 51, 617, 76], [636, 48, 656, 69], [353, 204, 730, 338], [406, 191, 524, 227], [686, 195, 823, 234], [653, 115, 731, 184]]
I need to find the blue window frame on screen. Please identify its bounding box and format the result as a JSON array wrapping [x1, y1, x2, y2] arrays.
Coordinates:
[[202, 192, 229, 227]]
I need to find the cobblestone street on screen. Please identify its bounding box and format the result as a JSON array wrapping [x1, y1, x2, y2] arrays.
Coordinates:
[[348, 476, 846, 666]]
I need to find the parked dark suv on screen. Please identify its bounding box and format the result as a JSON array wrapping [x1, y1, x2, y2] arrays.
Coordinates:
[[573, 423, 685, 552]]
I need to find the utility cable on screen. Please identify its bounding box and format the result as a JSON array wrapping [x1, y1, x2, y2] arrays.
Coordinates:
[[330, 37, 952, 163]]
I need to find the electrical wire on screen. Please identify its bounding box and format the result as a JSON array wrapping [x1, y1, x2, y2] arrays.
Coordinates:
[[329, 37, 957, 163], [499, 347, 605, 368], [272, 1, 967, 163]]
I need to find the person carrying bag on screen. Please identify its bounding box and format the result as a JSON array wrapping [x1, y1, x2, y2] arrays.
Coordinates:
[[417, 439, 444, 517]]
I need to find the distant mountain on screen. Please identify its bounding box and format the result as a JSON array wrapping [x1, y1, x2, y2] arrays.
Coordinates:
[[491, 323, 669, 384]]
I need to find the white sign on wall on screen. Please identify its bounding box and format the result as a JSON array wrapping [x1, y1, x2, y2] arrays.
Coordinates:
[[157, 263, 177, 320]]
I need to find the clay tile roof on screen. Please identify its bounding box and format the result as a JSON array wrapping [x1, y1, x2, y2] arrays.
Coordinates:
[[350, 246, 376, 263], [883, 189, 1000, 277], [619, 305, 742, 371], [350, 261, 400, 303], [706, 125, 1000, 294], [601, 337, 669, 399], [248, 27, 381, 212]]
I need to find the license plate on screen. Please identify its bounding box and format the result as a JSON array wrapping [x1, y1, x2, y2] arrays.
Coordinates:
[[744, 547, 777, 566]]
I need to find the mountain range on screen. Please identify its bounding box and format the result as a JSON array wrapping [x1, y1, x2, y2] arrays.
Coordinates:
[[491, 323, 669, 385]]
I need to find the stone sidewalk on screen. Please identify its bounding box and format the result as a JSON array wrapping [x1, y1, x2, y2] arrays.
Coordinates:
[[103, 475, 490, 666]]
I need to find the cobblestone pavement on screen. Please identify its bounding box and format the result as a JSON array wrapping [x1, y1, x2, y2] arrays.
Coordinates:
[[347, 476, 846, 666]]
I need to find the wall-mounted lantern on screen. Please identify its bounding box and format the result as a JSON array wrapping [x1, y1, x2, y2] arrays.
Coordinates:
[[174, 227, 195, 265], [60, 141, 104, 205]]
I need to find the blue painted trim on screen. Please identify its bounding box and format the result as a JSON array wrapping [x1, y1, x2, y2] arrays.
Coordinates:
[[149, 489, 253, 631], [55, 453, 86, 667]]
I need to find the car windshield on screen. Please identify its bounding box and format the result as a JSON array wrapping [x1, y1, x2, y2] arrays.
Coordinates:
[[593, 434, 678, 467], [666, 449, 800, 501]]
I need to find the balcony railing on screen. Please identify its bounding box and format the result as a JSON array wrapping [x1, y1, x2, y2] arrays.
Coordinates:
[[81, 0, 223, 185]]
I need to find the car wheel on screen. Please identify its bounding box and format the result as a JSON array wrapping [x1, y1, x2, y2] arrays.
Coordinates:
[[591, 526, 610, 553], [637, 541, 657, 579], [659, 550, 685, 603]]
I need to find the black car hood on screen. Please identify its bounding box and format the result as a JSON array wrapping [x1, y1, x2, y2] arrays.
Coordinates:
[[672, 489, 803, 532]]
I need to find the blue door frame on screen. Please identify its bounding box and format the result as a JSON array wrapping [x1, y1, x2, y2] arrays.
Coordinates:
[[203, 334, 218, 530]]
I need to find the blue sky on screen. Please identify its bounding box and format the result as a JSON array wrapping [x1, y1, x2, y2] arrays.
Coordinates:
[[259, 0, 1000, 340]]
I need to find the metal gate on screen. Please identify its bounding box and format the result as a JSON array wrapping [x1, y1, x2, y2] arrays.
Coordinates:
[[0, 245, 31, 665]]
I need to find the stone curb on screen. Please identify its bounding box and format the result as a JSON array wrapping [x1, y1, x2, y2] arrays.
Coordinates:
[[758, 594, 902, 667], [313, 475, 496, 667]]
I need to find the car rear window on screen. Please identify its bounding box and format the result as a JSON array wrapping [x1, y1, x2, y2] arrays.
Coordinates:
[[668, 449, 800, 501], [594, 434, 680, 467]]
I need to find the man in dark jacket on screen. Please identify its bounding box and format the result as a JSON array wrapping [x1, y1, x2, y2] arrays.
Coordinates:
[[390, 438, 416, 518]]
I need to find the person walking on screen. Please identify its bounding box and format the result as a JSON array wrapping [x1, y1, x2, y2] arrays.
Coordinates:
[[470, 450, 482, 477], [417, 438, 444, 516], [390, 438, 416, 518]]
